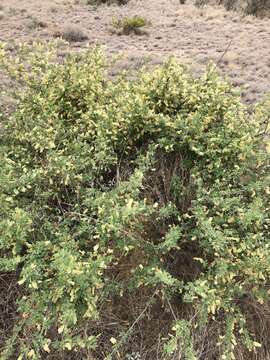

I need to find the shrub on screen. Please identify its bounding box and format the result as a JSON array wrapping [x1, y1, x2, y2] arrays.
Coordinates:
[[53, 26, 88, 43], [112, 15, 150, 35], [27, 17, 47, 30], [194, 0, 270, 17], [0, 43, 269, 359]]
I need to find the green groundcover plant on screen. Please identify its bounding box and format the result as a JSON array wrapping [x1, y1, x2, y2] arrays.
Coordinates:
[[0, 43, 269, 359], [112, 16, 150, 35]]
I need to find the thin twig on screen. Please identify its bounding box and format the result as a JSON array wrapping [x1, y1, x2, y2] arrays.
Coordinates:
[[166, 295, 177, 321], [216, 39, 233, 66]]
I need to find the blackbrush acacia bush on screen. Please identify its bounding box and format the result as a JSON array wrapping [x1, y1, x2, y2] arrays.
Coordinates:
[[0, 43, 269, 359]]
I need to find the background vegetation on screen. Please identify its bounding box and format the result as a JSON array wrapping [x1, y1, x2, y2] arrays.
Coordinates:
[[194, 0, 270, 17], [87, 0, 130, 6], [0, 43, 269, 359], [112, 16, 150, 35]]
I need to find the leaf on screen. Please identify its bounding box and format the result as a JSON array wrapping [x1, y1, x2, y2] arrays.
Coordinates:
[[43, 343, 50, 353], [253, 341, 262, 348], [58, 325, 65, 334], [110, 337, 117, 345], [65, 343, 72, 351]]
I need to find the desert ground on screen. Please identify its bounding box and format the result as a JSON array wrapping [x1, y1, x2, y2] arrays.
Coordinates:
[[0, 0, 269, 103]]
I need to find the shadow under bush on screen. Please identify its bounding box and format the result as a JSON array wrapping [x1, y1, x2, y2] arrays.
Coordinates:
[[0, 43, 269, 359]]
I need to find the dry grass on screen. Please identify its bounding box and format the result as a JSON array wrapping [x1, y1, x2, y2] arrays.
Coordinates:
[[53, 25, 88, 42], [0, 273, 20, 357], [27, 16, 47, 29]]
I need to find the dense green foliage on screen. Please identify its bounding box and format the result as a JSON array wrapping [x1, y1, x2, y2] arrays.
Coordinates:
[[0, 44, 269, 359]]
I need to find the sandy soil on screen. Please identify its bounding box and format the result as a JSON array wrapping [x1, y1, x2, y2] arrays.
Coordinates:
[[0, 0, 269, 103]]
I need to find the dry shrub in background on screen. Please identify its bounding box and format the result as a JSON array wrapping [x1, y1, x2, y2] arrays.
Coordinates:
[[0, 43, 269, 359], [221, 0, 270, 16], [195, 0, 270, 17]]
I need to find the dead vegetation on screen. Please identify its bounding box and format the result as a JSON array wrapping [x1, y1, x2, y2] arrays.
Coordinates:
[[195, 0, 270, 17], [27, 16, 47, 29], [87, 0, 130, 5], [53, 25, 88, 42]]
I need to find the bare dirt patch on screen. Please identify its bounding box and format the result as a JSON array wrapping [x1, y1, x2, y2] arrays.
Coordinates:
[[0, 0, 269, 103]]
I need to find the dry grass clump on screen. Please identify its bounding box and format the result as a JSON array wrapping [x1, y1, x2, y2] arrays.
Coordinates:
[[177, 3, 229, 20], [53, 26, 88, 42], [27, 17, 47, 30], [87, 0, 129, 5]]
